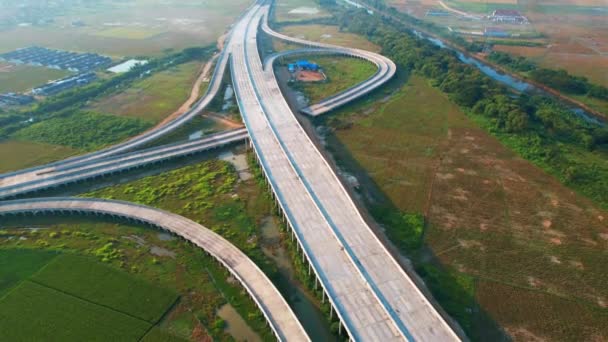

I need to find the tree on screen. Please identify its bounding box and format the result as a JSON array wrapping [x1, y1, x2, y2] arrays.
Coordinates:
[[505, 109, 529, 132]]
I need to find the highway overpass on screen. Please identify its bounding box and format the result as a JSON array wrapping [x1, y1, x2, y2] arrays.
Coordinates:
[[229, 2, 460, 341], [0, 197, 309, 341], [0, 0, 462, 340], [0, 129, 247, 199]]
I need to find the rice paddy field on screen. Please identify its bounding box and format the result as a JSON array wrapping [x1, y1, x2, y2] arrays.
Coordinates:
[[0, 251, 174, 341], [321, 75, 608, 341]]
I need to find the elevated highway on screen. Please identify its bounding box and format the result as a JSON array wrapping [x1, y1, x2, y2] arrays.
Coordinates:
[[0, 129, 247, 199], [230, 2, 460, 340], [0, 0, 462, 340], [0, 197, 309, 341]]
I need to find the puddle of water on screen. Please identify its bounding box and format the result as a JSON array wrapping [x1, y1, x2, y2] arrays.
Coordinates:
[[217, 304, 261, 342], [219, 152, 253, 181], [259, 217, 336, 341], [188, 130, 203, 140]]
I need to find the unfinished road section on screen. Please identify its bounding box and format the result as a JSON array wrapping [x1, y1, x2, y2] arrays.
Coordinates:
[[0, 197, 309, 341]]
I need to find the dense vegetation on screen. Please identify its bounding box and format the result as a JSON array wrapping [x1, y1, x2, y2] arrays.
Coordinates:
[[13, 111, 151, 151], [334, 9, 608, 209], [489, 51, 608, 100]]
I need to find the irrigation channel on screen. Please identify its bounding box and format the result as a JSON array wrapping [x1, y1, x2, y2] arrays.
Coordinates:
[[416, 32, 602, 125], [338, 0, 605, 125]]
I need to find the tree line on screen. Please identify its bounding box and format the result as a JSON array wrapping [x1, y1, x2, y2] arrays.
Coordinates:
[[489, 51, 608, 100]]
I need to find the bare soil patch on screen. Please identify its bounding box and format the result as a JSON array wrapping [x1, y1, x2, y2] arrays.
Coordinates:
[[296, 70, 325, 82]]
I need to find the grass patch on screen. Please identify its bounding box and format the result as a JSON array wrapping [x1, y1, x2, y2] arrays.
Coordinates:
[[0, 64, 71, 93], [0, 248, 58, 296], [326, 75, 472, 212], [89, 61, 203, 123], [12, 111, 152, 151], [287, 56, 377, 103], [0, 140, 78, 173], [0, 281, 151, 341], [32, 254, 178, 323]]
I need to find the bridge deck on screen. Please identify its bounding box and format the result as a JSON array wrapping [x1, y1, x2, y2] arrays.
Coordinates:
[[234, 3, 460, 341]]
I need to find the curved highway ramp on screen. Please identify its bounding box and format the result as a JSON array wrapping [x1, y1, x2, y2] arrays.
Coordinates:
[[0, 197, 310, 341]]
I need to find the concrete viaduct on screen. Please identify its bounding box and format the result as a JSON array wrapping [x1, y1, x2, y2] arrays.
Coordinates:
[[0, 0, 462, 340]]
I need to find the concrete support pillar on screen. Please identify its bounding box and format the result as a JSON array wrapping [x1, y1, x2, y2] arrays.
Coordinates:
[[322, 290, 326, 303], [330, 305, 333, 319], [308, 263, 311, 276], [339, 322, 342, 336], [315, 277, 318, 290]]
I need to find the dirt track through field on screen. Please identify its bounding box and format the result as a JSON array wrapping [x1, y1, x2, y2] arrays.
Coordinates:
[[155, 53, 218, 128]]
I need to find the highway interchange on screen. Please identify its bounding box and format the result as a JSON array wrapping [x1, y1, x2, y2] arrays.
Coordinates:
[[0, 1, 461, 341]]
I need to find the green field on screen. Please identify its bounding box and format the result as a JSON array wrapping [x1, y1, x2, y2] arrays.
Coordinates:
[[0, 64, 70, 93], [274, 0, 332, 23], [13, 111, 152, 151], [323, 74, 608, 340], [89, 61, 203, 123], [0, 281, 152, 341], [0, 249, 177, 341], [0, 249, 58, 296], [32, 254, 178, 323], [288, 56, 377, 103], [278, 25, 381, 52], [0, 140, 78, 173]]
